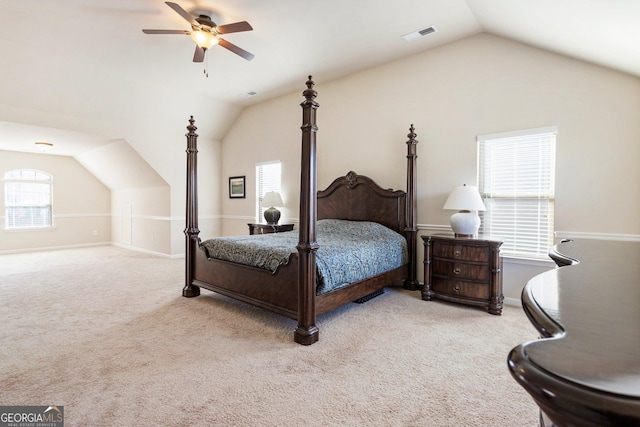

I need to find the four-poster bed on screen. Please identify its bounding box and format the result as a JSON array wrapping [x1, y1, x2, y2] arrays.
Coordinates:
[[182, 76, 419, 345]]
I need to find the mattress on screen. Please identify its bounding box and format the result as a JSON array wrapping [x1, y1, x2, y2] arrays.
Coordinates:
[[200, 219, 408, 295]]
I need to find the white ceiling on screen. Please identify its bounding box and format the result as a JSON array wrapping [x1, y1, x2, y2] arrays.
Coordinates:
[[0, 0, 638, 156]]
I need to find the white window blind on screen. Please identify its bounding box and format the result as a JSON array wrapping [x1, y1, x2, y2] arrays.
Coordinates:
[[256, 161, 281, 221], [478, 128, 556, 258], [4, 169, 53, 229]]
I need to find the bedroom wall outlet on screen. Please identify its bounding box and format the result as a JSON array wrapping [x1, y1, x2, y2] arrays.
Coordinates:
[[93, 229, 98, 236]]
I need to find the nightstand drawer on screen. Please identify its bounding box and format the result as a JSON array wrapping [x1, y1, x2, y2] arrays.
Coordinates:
[[432, 259, 490, 281], [432, 277, 490, 300], [432, 241, 488, 263]]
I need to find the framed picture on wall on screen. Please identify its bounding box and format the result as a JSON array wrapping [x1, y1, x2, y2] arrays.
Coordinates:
[[229, 176, 246, 198]]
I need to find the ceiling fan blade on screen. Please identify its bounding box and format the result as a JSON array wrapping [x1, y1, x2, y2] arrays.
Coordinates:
[[193, 46, 205, 63], [216, 21, 253, 34], [218, 38, 254, 60], [142, 29, 190, 35], [165, 2, 198, 26]]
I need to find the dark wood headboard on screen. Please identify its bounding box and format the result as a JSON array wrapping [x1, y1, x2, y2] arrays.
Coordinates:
[[317, 171, 407, 235]]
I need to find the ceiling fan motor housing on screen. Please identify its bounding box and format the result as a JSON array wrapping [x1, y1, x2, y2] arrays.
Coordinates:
[[195, 15, 217, 31]]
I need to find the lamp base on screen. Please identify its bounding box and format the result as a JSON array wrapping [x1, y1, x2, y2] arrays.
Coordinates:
[[454, 233, 475, 238], [449, 210, 480, 237], [264, 207, 281, 225]]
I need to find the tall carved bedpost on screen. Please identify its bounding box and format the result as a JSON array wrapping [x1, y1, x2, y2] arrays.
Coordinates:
[[404, 124, 420, 290], [295, 76, 320, 345], [183, 116, 201, 298]]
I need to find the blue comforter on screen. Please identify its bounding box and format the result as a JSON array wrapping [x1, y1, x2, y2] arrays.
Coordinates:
[[200, 219, 408, 295]]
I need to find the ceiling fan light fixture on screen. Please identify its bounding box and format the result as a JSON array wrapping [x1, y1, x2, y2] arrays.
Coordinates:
[[35, 141, 53, 152], [190, 29, 218, 49]]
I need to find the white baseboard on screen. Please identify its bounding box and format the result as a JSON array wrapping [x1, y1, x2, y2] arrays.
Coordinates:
[[503, 297, 521, 307], [0, 241, 184, 259], [0, 242, 110, 256], [111, 242, 178, 258]]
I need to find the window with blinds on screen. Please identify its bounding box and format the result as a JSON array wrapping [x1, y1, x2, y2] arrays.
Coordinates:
[[256, 161, 281, 222], [4, 169, 53, 229], [477, 127, 557, 258]]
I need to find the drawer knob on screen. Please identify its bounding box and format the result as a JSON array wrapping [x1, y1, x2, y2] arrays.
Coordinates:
[[453, 267, 461, 275], [454, 250, 461, 257], [453, 285, 461, 293]]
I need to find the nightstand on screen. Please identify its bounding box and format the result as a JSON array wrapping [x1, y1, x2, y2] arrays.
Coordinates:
[[247, 223, 294, 235], [422, 234, 503, 315]]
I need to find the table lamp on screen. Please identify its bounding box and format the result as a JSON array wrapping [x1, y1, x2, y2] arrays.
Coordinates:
[[443, 184, 486, 237], [262, 191, 284, 224]]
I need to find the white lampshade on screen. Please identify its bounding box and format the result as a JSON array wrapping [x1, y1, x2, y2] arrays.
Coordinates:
[[262, 191, 284, 208], [443, 185, 486, 211], [443, 185, 486, 237]]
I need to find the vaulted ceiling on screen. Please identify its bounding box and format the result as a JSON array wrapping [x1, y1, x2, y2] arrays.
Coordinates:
[[0, 0, 638, 156]]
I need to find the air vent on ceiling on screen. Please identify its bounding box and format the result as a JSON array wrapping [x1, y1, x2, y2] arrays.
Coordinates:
[[402, 26, 438, 42]]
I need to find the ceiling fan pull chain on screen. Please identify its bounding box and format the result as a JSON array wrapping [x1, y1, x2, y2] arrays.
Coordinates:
[[204, 49, 209, 78]]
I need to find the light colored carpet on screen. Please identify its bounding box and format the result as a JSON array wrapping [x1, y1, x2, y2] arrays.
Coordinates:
[[0, 246, 539, 426]]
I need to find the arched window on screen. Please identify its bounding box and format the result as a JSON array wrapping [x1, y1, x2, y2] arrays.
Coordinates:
[[4, 169, 53, 229]]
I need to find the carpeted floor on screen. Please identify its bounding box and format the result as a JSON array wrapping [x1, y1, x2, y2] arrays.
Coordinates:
[[0, 246, 539, 426]]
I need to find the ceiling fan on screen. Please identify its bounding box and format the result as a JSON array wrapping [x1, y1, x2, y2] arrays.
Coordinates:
[[142, 1, 254, 63]]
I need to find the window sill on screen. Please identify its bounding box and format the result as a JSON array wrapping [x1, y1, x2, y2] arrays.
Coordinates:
[[502, 254, 555, 267]]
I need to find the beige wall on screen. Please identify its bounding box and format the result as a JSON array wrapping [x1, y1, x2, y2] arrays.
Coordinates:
[[111, 186, 170, 254], [0, 130, 222, 258], [0, 150, 110, 253], [0, 52, 235, 257], [221, 99, 301, 236], [219, 33, 640, 302]]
